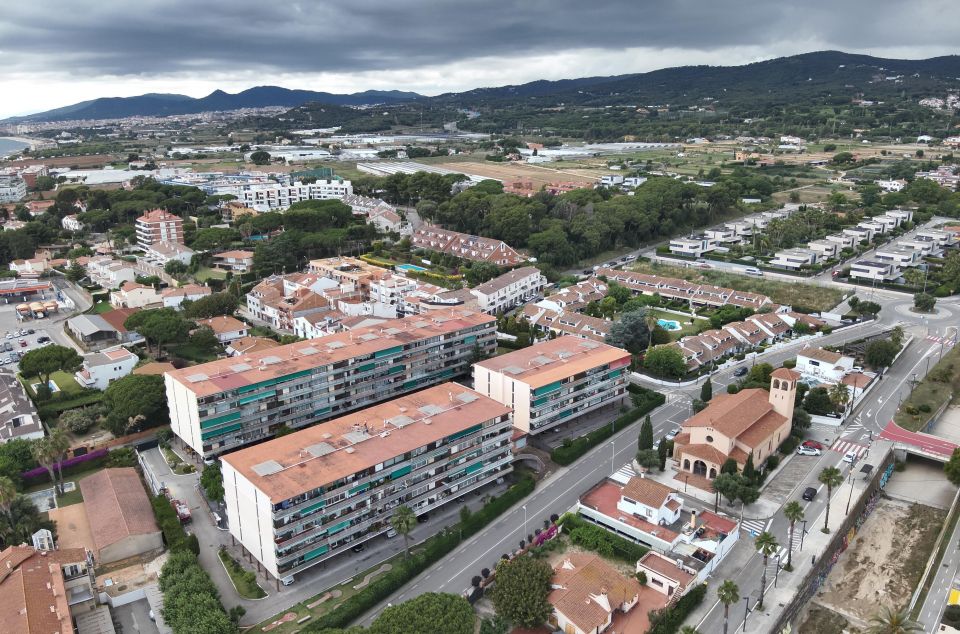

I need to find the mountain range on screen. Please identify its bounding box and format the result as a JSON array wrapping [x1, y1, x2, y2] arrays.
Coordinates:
[[9, 51, 960, 124]]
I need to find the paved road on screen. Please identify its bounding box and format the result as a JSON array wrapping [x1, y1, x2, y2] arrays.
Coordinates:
[[918, 500, 960, 632]]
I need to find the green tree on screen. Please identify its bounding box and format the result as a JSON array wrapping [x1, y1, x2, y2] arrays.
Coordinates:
[[720, 458, 739, 475], [605, 308, 652, 354], [183, 292, 240, 319], [188, 326, 220, 353], [31, 438, 59, 493], [66, 261, 86, 282], [945, 448, 960, 487], [754, 531, 779, 608], [491, 556, 553, 628], [0, 476, 16, 528], [59, 408, 97, 434], [636, 449, 659, 471], [643, 345, 686, 379], [700, 377, 713, 402], [19, 345, 83, 390], [250, 150, 271, 165], [102, 374, 168, 437], [390, 505, 416, 558], [803, 387, 834, 415], [201, 463, 224, 502], [742, 453, 757, 484], [783, 501, 804, 570], [657, 437, 669, 471], [818, 466, 844, 533], [369, 593, 475, 634], [867, 606, 923, 633], [856, 301, 882, 318], [865, 340, 898, 372], [828, 382, 850, 414], [913, 292, 936, 313], [711, 473, 740, 508], [638, 415, 653, 451], [159, 550, 234, 634], [717, 579, 740, 634], [46, 427, 71, 495], [124, 308, 192, 358], [164, 260, 188, 276], [0, 494, 55, 548]]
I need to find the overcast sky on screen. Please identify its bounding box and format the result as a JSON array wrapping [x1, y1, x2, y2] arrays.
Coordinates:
[[1, 0, 958, 119]]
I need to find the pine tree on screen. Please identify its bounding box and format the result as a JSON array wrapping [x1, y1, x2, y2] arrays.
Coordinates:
[[700, 377, 713, 402], [742, 453, 757, 484], [657, 437, 668, 471], [638, 415, 653, 451]]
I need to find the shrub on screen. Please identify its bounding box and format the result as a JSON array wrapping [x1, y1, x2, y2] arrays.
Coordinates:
[[647, 583, 707, 634], [59, 408, 98, 434], [558, 513, 648, 562], [151, 495, 189, 552], [20, 448, 109, 484], [778, 436, 799, 456], [766, 455, 780, 471], [919, 403, 933, 413]]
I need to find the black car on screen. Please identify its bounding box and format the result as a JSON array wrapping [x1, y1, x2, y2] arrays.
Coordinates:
[[26, 329, 34, 335], [350, 543, 365, 553], [733, 367, 748, 377], [37, 336, 51, 343], [416, 513, 430, 523], [802, 486, 817, 501]]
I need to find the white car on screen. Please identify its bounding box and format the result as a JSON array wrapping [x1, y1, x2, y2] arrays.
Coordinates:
[[842, 450, 858, 463], [665, 428, 681, 441], [797, 446, 821, 457]]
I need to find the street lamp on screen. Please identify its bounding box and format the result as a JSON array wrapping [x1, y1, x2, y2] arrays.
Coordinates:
[[610, 440, 616, 474], [845, 470, 856, 515], [774, 554, 782, 588], [743, 596, 751, 632], [800, 520, 808, 551], [522, 505, 527, 541]]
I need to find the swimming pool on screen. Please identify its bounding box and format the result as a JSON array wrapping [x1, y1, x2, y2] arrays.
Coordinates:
[[396, 263, 428, 273], [657, 319, 682, 332]]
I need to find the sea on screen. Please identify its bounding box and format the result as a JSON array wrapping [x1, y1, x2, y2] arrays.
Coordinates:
[[0, 137, 30, 158]]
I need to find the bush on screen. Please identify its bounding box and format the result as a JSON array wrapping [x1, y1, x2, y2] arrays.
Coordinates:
[[151, 495, 189, 552], [766, 455, 780, 471], [778, 436, 800, 456], [159, 551, 233, 634], [19, 448, 109, 484], [647, 583, 707, 634], [59, 408, 98, 434], [558, 513, 648, 562], [550, 388, 665, 466]]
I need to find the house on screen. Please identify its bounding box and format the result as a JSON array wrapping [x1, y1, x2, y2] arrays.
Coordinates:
[[770, 248, 818, 271], [704, 227, 741, 245], [916, 228, 958, 249], [871, 215, 900, 233], [598, 269, 771, 311], [807, 239, 839, 259], [245, 274, 333, 331], [897, 239, 937, 257], [843, 226, 874, 244], [74, 346, 138, 390], [672, 328, 743, 370], [110, 281, 162, 309], [825, 233, 856, 249], [143, 241, 194, 267], [66, 314, 120, 347], [412, 225, 526, 266], [470, 266, 547, 314], [858, 221, 886, 236], [672, 369, 798, 478], [99, 307, 146, 346], [849, 260, 900, 282], [0, 371, 44, 443], [796, 346, 855, 383], [886, 209, 914, 224], [136, 209, 184, 248], [746, 312, 791, 341], [225, 335, 281, 357], [8, 258, 47, 277], [161, 283, 211, 309], [669, 234, 716, 258], [86, 256, 137, 288], [636, 551, 696, 600], [522, 304, 612, 342], [292, 311, 345, 340], [212, 249, 255, 274], [62, 214, 84, 232], [874, 245, 921, 269], [368, 207, 409, 234], [195, 315, 248, 342], [78, 468, 163, 564], [876, 179, 907, 192], [548, 553, 650, 634], [0, 545, 96, 633]]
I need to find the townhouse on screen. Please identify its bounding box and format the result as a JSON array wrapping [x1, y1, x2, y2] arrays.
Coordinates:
[[915, 228, 957, 250], [598, 269, 771, 311], [220, 383, 513, 580], [825, 233, 857, 250], [166, 308, 496, 457], [769, 248, 818, 271], [807, 239, 839, 260], [668, 234, 716, 258], [473, 336, 630, 434], [412, 225, 526, 266], [843, 226, 874, 244], [873, 245, 922, 269], [671, 328, 743, 370], [521, 304, 613, 342], [469, 266, 547, 314], [162, 283, 212, 309], [849, 260, 900, 282]]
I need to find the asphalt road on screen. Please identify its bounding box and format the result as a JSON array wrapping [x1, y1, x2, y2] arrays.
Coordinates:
[[919, 503, 960, 632]]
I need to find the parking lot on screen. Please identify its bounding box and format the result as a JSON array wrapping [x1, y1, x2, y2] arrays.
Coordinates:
[[0, 290, 80, 373]]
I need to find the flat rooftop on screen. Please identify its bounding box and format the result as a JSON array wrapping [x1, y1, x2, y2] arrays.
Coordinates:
[[473, 336, 629, 389], [166, 308, 494, 398], [221, 382, 512, 502]]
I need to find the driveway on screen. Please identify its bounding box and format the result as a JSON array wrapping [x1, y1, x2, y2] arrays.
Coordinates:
[[113, 598, 160, 634]]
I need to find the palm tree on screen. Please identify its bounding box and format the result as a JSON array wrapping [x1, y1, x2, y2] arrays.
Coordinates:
[[819, 466, 844, 533], [783, 501, 804, 570], [717, 579, 740, 634], [679, 627, 701, 634], [644, 311, 658, 349], [390, 505, 416, 558], [31, 438, 58, 494], [0, 476, 16, 527], [47, 428, 71, 495], [867, 606, 923, 633], [828, 382, 850, 416], [754, 531, 779, 608]]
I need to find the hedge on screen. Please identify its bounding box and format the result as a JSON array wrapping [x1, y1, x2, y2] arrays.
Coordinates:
[[559, 513, 648, 563], [151, 494, 190, 553], [550, 387, 665, 466], [20, 448, 109, 484], [303, 473, 536, 631], [36, 392, 104, 421], [647, 582, 707, 634]]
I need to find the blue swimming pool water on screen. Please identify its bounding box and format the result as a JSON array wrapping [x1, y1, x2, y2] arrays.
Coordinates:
[[657, 318, 682, 331], [396, 263, 428, 272]]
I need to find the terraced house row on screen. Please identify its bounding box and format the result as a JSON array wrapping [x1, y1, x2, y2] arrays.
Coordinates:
[[165, 308, 496, 457], [597, 268, 771, 310], [221, 383, 514, 580]]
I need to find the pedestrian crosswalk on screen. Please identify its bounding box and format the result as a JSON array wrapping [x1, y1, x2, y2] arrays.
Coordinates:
[[611, 463, 637, 483], [830, 438, 869, 459], [926, 335, 956, 345], [841, 422, 864, 438], [741, 518, 769, 537], [774, 529, 803, 562]]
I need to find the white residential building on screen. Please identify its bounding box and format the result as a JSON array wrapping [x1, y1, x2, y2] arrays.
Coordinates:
[[143, 241, 194, 267], [770, 248, 817, 271], [469, 266, 547, 314], [0, 370, 44, 443], [871, 215, 899, 233], [886, 209, 914, 224], [874, 245, 921, 268], [915, 229, 957, 249], [849, 260, 899, 282], [110, 282, 162, 309], [74, 347, 138, 390], [600, 174, 625, 186], [234, 179, 353, 211], [0, 177, 27, 203], [62, 215, 84, 232], [162, 283, 212, 309], [704, 228, 740, 245], [669, 235, 716, 258], [825, 233, 856, 249], [843, 226, 874, 244], [858, 221, 886, 236], [212, 250, 254, 274], [8, 258, 47, 277], [876, 179, 907, 192], [795, 346, 855, 383], [87, 257, 138, 288], [897, 239, 937, 257], [807, 239, 839, 259]]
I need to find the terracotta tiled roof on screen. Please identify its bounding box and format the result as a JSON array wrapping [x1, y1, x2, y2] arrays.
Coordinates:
[[798, 346, 843, 364], [550, 553, 640, 634], [680, 443, 729, 465], [622, 476, 674, 508], [736, 410, 788, 449], [637, 551, 695, 587], [78, 468, 160, 556], [683, 389, 776, 438], [0, 546, 86, 634]]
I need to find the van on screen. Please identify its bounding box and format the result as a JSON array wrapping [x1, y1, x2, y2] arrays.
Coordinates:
[[281, 575, 295, 586], [743, 267, 764, 277]]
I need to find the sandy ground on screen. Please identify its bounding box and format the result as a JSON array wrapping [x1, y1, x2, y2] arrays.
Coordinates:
[[48, 502, 95, 552], [433, 160, 597, 187], [814, 498, 945, 623]]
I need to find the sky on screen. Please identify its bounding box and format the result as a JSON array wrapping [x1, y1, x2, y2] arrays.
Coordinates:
[[1, 0, 958, 119]]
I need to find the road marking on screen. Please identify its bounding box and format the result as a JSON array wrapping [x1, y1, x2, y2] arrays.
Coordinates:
[[830, 439, 869, 459]]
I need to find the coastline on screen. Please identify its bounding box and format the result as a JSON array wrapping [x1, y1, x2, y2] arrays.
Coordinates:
[[0, 135, 45, 148]]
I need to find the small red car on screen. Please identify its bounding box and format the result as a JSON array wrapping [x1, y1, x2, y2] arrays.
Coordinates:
[[18, 339, 26, 348], [801, 440, 824, 450]]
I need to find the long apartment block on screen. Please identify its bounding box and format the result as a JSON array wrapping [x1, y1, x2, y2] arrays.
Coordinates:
[[165, 308, 496, 457], [220, 383, 514, 579], [473, 336, 630, 434]]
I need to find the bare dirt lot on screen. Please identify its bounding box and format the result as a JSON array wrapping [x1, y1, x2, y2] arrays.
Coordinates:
[[802, 498, 945, 629], [433, 160, 596, 187]]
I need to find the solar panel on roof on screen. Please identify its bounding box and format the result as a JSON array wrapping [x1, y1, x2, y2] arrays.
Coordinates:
[[580, 341, 600, 349], [299, 346, 319, 355], [252, 460, 283, 476], [384, 328, 401, 335], [503, 366, 524, 375], [306, 442, 335, 457], [419, 404, 443, 416], [186, 373, 208, 383], [455, 392, 477, 404], [359, 333, 379, 341], [387, 414, 415, 428], [533, 355, 554, 365], [326, 341, 346, 349], [261, 356, 282, 365], [343, 430, 371, 444], [230, 364, 252, 372]]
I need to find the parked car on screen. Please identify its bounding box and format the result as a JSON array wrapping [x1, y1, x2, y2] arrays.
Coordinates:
[[281, 575, 295, 586], [665, 428, 681, 441], [843, 450, 858, 463], [26, 329, 34, 335], [350, 543, 365, 553], [802, 486, 817, 501], [3, 342, 11, 352], [37, 336, 51, 343], [801, 440, 824, 450], [386, 528, 397, 538], [797, 446, 821, 457], [416, 513, 430, 523], [18, 339, 26, 348], [733, 367, 748, 377]]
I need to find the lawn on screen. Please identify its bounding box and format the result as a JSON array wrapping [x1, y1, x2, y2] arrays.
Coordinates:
[[895, 344, 960, 431], [168, 342, 221, 363], [645, 308, 709, 339], [90, 301, 112, 314], [193, 266, 228, 283], [630, 261, 844, 312], [219, 548, 267, 599], [20, 370, 85, 398], [24, 465, 100, 508]]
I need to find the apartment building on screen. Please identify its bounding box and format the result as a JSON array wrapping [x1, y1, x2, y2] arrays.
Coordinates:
[[235, 180, 353, 211], [220, 383, 513, 580], [473, 336, 630, 434], [849, 260, 899, 282], [669, 235, 716, 258], [135, 209, 184, 248], [166, 308, 496, 456], [470, 266, 547, 314], [769, 248, 817, 270], [0, 177, 27, 203]]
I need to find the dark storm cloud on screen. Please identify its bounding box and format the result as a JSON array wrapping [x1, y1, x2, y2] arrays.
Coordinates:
[[0, 0, 956, 79]]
